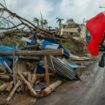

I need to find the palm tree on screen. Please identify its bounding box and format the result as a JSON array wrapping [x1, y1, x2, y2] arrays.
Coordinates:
[[40, 19, 48, 29], [56, 17, 63, 33], [43, 19, 48, 28], [48, 26, 52, 30], [55, 27, 59, 32], [33, 17, 39, 26]]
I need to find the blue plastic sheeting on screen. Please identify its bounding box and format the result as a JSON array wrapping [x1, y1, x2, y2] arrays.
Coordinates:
[[36, 65, 45, 74], [0, 46, 15, 66], [39, 40, 59, 50], [26, 33, 70, 58], [39, 39, 70, 58], [63, 48, 70, 58], [0, 46, 16, 52], [46, 38, 58, 43], [62, 59, 79, 69], [0, 57, 12, 66], [31, 32, 38, 45], [26, 32, 38, 47], [0, 46, 16, 59]]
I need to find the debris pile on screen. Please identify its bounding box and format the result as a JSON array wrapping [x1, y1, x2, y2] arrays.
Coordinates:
[[60, 19, 81, 38], [0, 3, 91, 105], [0, 33, 80, 102]]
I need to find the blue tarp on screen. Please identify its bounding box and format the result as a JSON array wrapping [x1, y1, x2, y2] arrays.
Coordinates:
[[0, 46, 15, 66], [0, 57, 12, 66], [39, 40, 59, 50], [0, 33, 70, 73], [38, 39, 70, 58], [29, 33, 70, 58], [62, 59, 79, 69], [0, 46, 16, 52]]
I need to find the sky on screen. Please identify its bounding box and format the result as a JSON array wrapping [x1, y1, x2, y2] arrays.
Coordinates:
[[0, 0, 105, 27]]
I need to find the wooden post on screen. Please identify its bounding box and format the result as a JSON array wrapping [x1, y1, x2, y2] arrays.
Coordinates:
[[44, 56, 50, 86]]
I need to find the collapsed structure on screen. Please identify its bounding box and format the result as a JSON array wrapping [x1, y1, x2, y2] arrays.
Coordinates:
[[0, 3, 91, 105]]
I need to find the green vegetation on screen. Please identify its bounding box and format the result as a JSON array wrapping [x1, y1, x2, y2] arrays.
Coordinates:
[[62, 39, 78, 53], [62, 40, 76, 49]]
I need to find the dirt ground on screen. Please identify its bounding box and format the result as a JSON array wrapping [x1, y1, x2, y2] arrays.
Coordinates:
[[0, 60, 103, 105], [35, 60, 105, 105]]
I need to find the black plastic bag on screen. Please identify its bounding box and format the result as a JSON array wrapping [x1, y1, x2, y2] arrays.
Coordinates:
[[98, 53, 105, 67]]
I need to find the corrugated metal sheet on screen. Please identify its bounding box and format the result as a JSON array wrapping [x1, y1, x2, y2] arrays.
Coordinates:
[[48, 56, 77, 80]]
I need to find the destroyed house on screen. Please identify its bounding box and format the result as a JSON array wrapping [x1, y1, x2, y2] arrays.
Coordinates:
[[60, 19, 81, 38]]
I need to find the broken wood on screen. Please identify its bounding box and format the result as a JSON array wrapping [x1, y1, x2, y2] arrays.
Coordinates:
[[0, 49, 64, 56], [0, 66, 6, 73], [31, 74, 37, 86], [23, 72, 53, 78], [6, 81, 13, 92], [44, 56, 50, 85], [0, 74, 11, 81], [6, 80, 22, 101], [21, 44, 39, 50], [0, 81, 13, 92], [0, 83, 8, 92], [41, 80, 62, 96], [0, 3, 66, 41], [27, 72, 32, 83], [18, 71, 38, 97]]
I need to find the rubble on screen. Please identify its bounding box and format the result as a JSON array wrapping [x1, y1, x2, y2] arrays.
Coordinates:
[[0, 3, 91, 105]]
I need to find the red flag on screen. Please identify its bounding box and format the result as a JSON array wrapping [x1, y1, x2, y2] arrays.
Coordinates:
[[86, 12, 105, 56]]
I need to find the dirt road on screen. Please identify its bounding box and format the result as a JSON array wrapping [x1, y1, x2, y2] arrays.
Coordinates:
[[36, 61, 105, 105]]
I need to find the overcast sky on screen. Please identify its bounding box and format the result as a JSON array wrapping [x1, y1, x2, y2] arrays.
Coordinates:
[[0, 0, 105, 27]]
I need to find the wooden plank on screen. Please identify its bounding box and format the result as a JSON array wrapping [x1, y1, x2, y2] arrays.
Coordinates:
[[44, 56, 50, 86]]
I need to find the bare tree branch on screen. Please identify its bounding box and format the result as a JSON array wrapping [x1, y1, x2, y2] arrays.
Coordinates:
[[0, 23, 23, 30], [0, 3, 65, 40]]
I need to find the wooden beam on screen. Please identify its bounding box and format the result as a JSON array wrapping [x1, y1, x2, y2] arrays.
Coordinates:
[[0, 49, 64, 56], [44, 56, 50, 85]]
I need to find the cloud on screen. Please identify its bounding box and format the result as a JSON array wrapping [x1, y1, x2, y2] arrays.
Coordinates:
[[59, 0, 105, 23], [1, 0, 105, 27], [5, 0, 54, 22]]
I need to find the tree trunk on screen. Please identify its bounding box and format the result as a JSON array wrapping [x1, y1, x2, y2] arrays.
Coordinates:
[[0, 49, 64, 56]]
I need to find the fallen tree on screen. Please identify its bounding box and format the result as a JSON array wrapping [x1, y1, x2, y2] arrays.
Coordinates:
[[0, 3, 65, 41], [0, 49, 64, 56]]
